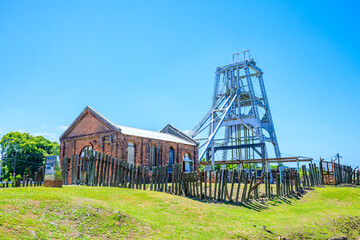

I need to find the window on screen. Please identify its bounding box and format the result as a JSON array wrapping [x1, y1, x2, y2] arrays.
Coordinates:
[[150, 144, 157, 167], [79, 145, 93, 182], [169, 147, 174, 171], [79, 145, 93, 157], [127, 142, 135, 165]]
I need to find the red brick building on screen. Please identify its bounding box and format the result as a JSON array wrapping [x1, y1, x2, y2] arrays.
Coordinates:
[[59, 106, 198, 172]]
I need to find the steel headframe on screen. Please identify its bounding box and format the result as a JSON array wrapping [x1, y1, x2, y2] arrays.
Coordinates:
[[188, 51, 281, 173]]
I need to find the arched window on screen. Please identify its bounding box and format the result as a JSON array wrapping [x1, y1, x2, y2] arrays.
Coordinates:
[[150, 144, 157, 167], [127, 142, 135, 165], [169, 147, 174, 171], [79, 145, 93, 157], [79, 145, 93, 182]]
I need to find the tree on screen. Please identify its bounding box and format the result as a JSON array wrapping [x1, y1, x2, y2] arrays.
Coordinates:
[[0, 132, 59, 180]]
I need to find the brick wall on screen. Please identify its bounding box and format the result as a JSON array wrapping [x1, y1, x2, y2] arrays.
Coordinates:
[[59, 108, 198, 174]]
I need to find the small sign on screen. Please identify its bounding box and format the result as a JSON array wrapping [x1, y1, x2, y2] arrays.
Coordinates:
[[45, 155, 62, 181]]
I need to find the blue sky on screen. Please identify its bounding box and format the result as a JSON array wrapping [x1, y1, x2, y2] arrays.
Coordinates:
[[0, 1, 359, 167]]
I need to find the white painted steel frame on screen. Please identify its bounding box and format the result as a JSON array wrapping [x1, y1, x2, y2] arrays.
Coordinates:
[[189, 52, 281, 173]]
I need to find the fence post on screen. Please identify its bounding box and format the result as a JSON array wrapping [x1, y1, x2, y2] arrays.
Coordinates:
[[290, 171, 294, 194], [319, 161, 324, 185], [214, 170, 218, 200], [162, 166, 166, 192], [204, 170, 207, 200], [178, 164, 182, 195], [195, 171, 199, 198], [106, 155, 111, 187], [254, 181, 259, 200], [130, 164, 135, 189], [63, 157, 68, 185], [123, 163, 128, 188], [199, 171, 203, 199], [241, 172, 249, 205], [99, 154, 104, 186], [157, 166, 162, 191], [85, 151, 90, 185], [247, 174, 255, 201], [34, 172, 38, 187], [114, 159, 119, 187], [276, 172, 280, 197], [108, 157, 114, 187], [137, 164, 141, 189], [229, 170, 235, 202], [268, 172, 271, 198], [150, 167, 154, 191], [155, 166, 159, 191], [221, 169, 227, 201], [158, 166, 162, 191], [91, 152, 96, 186], [217, 170, 222, 201], [103, 155, 107, 186], [265, 172, 268, 198], [94, 152, 100, 186], [25, 175, 29, 187], [174, 165, 178, 194], [86, 153, 91, 186], [112, 158, 118, 187], [71, 155, 75, 184], [142, 166, 147, 190], [163, 165, 167, 191], [62, 157, 66, 185], [209, 170, 212, 200], [121, 160, 126, 188], [186, 172, 190, 197], [192, 172, 196, 197]]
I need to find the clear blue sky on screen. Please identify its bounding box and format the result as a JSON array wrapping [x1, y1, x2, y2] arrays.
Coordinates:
[[1, 1, 359, 167]]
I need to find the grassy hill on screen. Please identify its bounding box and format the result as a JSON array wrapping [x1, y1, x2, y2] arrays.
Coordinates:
[[0, 186, 359, 239]]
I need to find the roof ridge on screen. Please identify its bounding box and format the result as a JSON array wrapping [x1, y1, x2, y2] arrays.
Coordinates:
[[59, 106, 119, 140], [117, 124, 195, 146], [85, 106, 119, 130], [159, 124, 197, 144]]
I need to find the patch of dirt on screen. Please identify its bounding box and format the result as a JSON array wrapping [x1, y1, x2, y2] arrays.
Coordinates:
[[331, 216, 360, 237], [286, 215, 360, 239], [1, 200, 151, 239]]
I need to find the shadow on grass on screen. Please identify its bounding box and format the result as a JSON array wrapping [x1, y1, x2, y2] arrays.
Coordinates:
[[184, 191, 308, 211]]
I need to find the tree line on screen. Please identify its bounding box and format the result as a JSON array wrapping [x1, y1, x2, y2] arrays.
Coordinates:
[[0, 132, 59, 181]]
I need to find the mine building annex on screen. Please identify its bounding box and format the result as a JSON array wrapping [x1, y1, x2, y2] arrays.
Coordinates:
[[59, 106, 198, 172]]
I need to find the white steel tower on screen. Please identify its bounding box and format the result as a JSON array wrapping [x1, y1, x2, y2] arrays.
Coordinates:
[[188, 51, 280, 170]]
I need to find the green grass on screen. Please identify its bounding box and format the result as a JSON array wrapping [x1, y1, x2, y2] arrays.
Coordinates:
[[0, 186, 359, 239]]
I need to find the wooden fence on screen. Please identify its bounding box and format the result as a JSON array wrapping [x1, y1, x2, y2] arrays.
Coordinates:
[[353, 169, 360, 185], [333, 163, 353, 185], [2, 148, 358, 207], [0, 166, 45, 188], [302, 163, 322, 187], [61, 150, 337, 205], [319, 160, 358, 185]]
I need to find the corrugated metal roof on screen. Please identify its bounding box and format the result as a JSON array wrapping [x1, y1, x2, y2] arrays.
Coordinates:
[[116, 125, 196, 146]]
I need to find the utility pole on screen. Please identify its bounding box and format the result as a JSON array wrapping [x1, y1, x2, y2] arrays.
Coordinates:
[[0, 141, 5, 181], [13, 150, 17, 179], [12, 141, 20, 179], [54, 147, 58, 156], [0, 139, 13, 181], [336, 153, 341, 165]]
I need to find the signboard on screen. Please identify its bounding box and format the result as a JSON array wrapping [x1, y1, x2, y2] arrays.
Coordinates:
[[44, 155, 62, 181]]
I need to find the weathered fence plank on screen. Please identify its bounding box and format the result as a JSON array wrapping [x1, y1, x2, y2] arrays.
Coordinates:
[[240, 172, 249, 205]]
